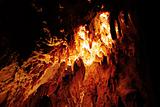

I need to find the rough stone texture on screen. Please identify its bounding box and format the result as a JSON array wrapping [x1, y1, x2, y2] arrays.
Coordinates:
[[0, 0, 151, 107]]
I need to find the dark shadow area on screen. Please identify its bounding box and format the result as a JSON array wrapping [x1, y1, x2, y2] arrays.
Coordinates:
[[38, 96, 52, 107], [134, 1, 160, 107], [0, 0, 40, 60]]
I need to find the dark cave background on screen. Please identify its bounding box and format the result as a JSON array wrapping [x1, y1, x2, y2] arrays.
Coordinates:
[[0, 0, 159, 107]]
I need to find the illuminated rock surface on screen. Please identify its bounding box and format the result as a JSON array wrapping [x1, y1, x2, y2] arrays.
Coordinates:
[[0, 0, 152, 107]]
